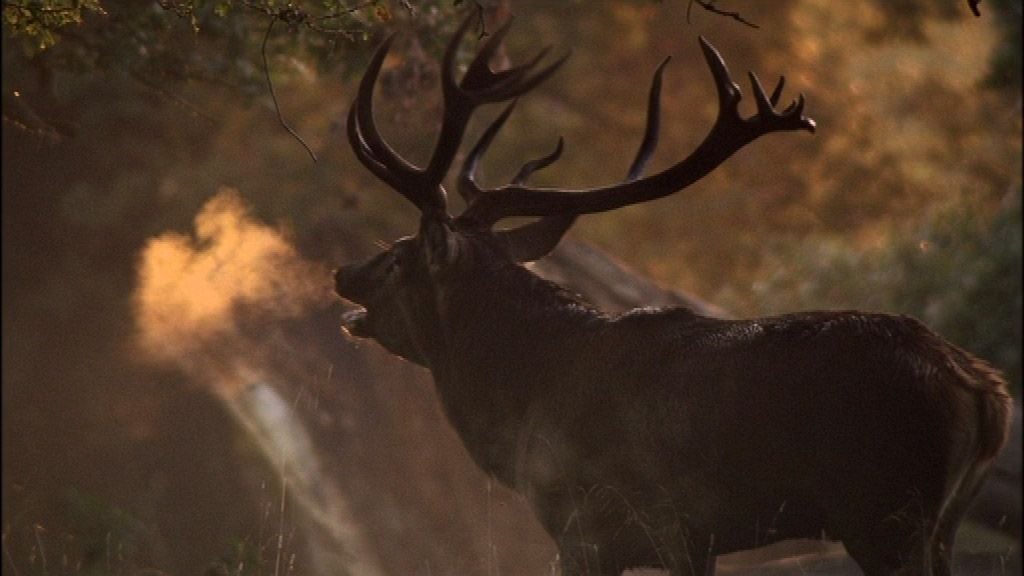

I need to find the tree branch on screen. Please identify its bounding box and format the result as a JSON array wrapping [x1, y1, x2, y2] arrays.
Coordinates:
[[686, 0, 759, 29], [261, 16, 318, 163]]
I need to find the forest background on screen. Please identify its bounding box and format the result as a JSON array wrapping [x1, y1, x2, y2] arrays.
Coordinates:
[[2, 0, 1021, 574]]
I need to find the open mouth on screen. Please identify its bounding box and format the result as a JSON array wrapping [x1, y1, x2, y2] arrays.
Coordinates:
[[340, 307, 369, 337]]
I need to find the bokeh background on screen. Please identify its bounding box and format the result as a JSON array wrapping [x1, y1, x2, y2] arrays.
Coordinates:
[[3, 1, 1020, 574]]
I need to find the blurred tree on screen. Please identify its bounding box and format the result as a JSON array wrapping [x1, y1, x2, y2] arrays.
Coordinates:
[[4, 1, 1013, 123], [725, 187, 1022, 392], [983, 0, 1022, 94], [3, 0, 106, 51]]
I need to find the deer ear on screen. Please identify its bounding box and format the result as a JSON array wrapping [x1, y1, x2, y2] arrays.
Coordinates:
[[498, 215, 576, 263], [422, 218, 460, 271]]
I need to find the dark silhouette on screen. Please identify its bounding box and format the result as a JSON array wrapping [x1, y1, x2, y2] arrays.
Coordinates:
[[335, 15, 1013, 576]]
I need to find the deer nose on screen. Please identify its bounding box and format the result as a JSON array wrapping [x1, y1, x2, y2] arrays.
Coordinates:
[[333, 265, 354, 297], [336, 250, 393, 303], [334, 263, 370, 305]]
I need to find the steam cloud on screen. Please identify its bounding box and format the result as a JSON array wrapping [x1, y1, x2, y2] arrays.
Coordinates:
[[134, 187, 332, 391], [132, 188, 384, 575]]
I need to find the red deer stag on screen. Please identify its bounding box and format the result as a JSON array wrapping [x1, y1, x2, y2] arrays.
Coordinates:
[[335, 15, 1012, 576]]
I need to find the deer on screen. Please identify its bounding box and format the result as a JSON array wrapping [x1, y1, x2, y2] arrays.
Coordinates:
[[334, 14, 1013, 576]]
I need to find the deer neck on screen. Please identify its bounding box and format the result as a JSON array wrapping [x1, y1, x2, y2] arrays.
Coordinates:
[[423, 260, 603, 482]]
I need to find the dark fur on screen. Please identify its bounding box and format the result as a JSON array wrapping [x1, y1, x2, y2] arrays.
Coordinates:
[[336, 222, 1012, 576]]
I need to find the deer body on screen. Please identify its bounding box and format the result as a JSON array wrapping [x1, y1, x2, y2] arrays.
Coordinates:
[[335, 16, 1012, 575]]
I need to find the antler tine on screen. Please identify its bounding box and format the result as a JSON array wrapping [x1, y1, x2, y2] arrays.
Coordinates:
[[496, 57, 666, 262], [748, 71, 777, 120], [458, 101, 565, 203], [699, 37, 743, 118], [698, 36, 814, 134], [782, 93, 808, 121], [423, 12, 507, 183], [747, 71, 815, 133], [458, 37, 815, 226], [462, 110, 571, 263], [440, 13, 477, 97], [355, 34, 421, 176], [461, 17, 517, 90], [512, 138, 564, 185], [424, 13, 567, 192], [460, 17, 568, 102], [347, 105, 390, 183], [497, 138, 574, 263], [627, 56, 670, 182], [490, 50, 571, 102], [458, 100, 518, 203], [348, 103, 431, 210], [483, 47, 550, 95], [348, 33, 449, 214], [769, 76, 785, 107]]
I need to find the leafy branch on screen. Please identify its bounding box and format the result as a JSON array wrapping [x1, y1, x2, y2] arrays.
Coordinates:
[[3, 0, 106, 50]]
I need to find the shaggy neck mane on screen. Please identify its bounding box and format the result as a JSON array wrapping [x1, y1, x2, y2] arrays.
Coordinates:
[[459, 247, 605, 325]]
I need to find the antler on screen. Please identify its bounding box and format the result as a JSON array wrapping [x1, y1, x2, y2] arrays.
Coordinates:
[[457, 37, 815, 227], [348, 16, 814, 240], [461, 57, 670, 261], [347, 14, 567, 217]]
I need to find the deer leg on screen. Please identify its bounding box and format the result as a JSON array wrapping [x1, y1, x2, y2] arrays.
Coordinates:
[[929, 531, 955, 576], [929, 457, 994, 576], [550, 488, 703, 576], [554, 512, 667, 575], [840, 509, 940, 576], [928, 491, 969, 576], [555, 540, 604, 576], [842, 536, 914, 576], [930, 393, 1005, 576], [702, 555, 717, 576]]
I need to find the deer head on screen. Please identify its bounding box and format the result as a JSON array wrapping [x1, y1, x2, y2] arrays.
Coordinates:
[[335, 14, 814, 368]]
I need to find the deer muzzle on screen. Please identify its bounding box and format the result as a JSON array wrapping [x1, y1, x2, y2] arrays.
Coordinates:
[[334, 263, 377, 337], [339, 306, 369, 337]]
